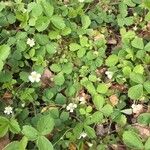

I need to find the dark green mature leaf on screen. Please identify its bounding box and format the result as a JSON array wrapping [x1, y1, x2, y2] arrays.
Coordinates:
[[36, 136, 53, 150], [128, 84, 143, 100], [51, 15, 66, 29], [54, 72, 65, 86], [122, 131, 144, 149], [37, 115, 54, 135]]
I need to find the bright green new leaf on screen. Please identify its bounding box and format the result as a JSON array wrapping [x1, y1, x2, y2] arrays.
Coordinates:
[[0, 44, 11, 61], [145, 137, 150, 150], [69, 43, 81, 51], [81, 15, 91, 29], [35, 16, 50, 32], [9, 119, 21, 134], [144, 81, 150, 93], [54, 72, 65, 86], [36, 136, 53, 150], [97, 83, 108, 94], [137, 113, 150, 125], [37, 115, 54, 135], [131, 37, 144, 49], [84, 125, 96, 138], [41, 1, 54, 18], [123, 131, 144, 149], [128, 84, 143, 100], [51, 15, 66, 29], [93, 94, 105, 110], [105, 54, 119, 67], [22, 125, 38, 141]]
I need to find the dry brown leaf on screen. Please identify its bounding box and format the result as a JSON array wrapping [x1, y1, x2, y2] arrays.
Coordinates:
[[68, 143, 76, 150], [133, 124, 150, 139], [0, 134, 10, 150], [109, 95, 119, 106], [3, 92, 12, 100], [107, 38, 117, 45], [41, 68, 54, 88]]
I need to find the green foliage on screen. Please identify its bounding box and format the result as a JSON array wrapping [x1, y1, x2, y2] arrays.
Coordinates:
[[0, 0, 150, 149]]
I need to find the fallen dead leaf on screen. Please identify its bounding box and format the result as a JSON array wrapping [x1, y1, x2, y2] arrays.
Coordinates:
[[109, 95, 119, 106], [68, 143, 76, 150], [133, 124, 150, 139], [41, 68, 54, 88], [0, 134, 10, 150]]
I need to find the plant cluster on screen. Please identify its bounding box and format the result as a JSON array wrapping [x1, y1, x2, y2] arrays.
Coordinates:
[[0, 0, 150, 150]]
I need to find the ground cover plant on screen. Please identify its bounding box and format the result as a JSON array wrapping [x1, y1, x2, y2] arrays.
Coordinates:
[[0, 0, 150, 149]]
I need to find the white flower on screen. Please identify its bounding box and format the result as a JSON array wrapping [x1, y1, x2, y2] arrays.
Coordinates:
[[133, 26, 137, 31], [78, 0, 84, 2], [66, 103, 77, 112], [78, 96, 86, 104], [78, 132, 87, 139], [27, 38, 35, 47], [131, 104, 143, 114], [21, 103, 25, 107], [105, 71, 113, 79], [4, 106, 13, 115], [28, 71, 41, 83], [87, 142, 93, 147]]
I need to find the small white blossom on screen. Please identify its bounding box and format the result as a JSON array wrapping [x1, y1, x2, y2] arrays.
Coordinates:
[[28, 71, 41, 83], [87, 142, 93, 147], [131, 104, 143, 114], [78, 96, 86, 104], [21, 103, 25, 107], [66, 103, 77, 112], [78, 0, 84, 2], [4, 106, 13, 115], [105, 71, 113, 79], [133, 26, 137, 31], [27, 38, 35, 47], [78, 132, 87, 139]]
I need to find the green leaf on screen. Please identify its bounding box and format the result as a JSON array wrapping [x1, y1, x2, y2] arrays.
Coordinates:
[[50, 64, 61, 73], [144, 81, 150, 93], [69, 43, 81, 51], [81, 15, 91, 29], [130, 72, 144, 84], [0, 117, 9, 137], [0, 44, 11, 61], [133, 65, 144, 74], [145, 42, 150, 52], [9, 119, 21, 134], [131, 37, 144, 49], [144, 0, 150, 9], [62, 63, 73, 74], [145, 137, 150, 150], [84, 125, 96, 138], [31, 3, 43, 17], [101, 104, 113, 117], [36, 136, 53, 150], [35, 16, 50, 32], [51, 15, 66, 29], [41, 1, 54, 18], [93, 94, 105, 110], [122, 131, 144, 149], [137, 113, 150, 125], [3, 141, 20, 150], [54, 73, 65, 86], [37, 115, 54, 135], [119, 2, 128, 17], [22, 125, 38, 141], [105, 54, 119, 67], [97, 83, 108, 94], [128, 84, 143, 100], [0, 60, 4, 71]]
